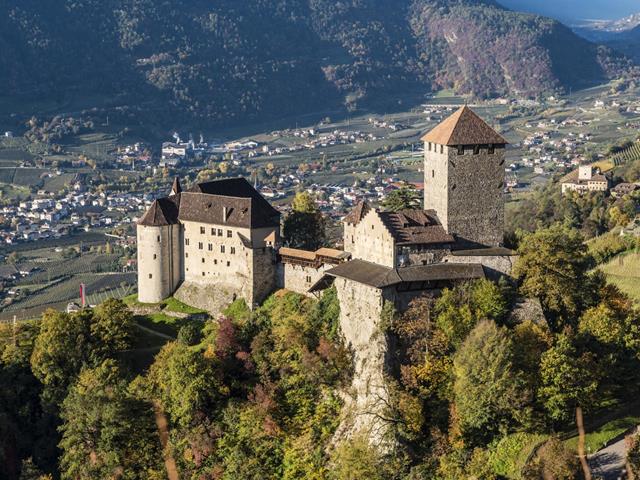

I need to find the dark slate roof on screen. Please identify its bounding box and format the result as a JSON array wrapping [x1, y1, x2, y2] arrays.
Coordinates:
[[421, 106, 508, 146], [324, 259, 484, 288], [326, 260, 398, 288], [138, 177, 280, 229], [343, 200, 371, 225], [183, 177, 280, 228], [138, 196, 181, 226], [379, 209, 454, 246]]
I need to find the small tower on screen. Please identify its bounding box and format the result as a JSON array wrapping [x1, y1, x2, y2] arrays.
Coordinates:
[[421, 106, 508, 247], [137, 197, 182, 303]]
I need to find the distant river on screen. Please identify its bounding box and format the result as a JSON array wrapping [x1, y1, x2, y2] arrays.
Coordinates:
[[497, 0, 639, 22]]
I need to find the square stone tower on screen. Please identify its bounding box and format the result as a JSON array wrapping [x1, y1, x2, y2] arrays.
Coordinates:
[[422, 106, 508, 247]]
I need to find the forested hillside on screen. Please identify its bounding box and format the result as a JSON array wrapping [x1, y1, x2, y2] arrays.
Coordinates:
[[0, 0, 631, 127]]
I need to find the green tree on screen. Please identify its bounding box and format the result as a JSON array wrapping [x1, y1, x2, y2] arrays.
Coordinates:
[[453, 320, 529, 445], [330, 436, 388, 480], [141, 341, 226, 429], [381, 185, 421, 212], [282, 192, 326, 250], [58, 360, 162, 479], [539, 334, 599, 423], [513, 224, 592, 329], [31, 301, 134, 408], [90, 299, 134, 361], [435, 280, 507, 348]]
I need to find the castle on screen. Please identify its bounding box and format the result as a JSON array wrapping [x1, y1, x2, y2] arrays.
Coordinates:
[[137, 106, 514, 309], [137, 106, 517, 443]]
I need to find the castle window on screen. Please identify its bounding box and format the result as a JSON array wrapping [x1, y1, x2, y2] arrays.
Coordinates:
[[214, 259, 218, 265], [198, 242, 203, 250], [208, 243, 213, 251], [306, 275, 312, 283], [488, 145, 495, 154], [202, 258, 205, 263], [186, 253, 189, 258], [153, 254, 157, 260], [221, 245, 225, 253], [432, 170, 435, 178], [200, 227, 205, 234], [457, 145, 464, 155], [211, 228, 215, 235], [217, 229, 223, 236], [157, 235, 160, 242], [231, 247, 236, 254], [202, 272, 205, 276], [428, 142, 431, 151], [440, 145, 443, 154], [185, 238, 190, 246], [148, 274, 152, 279], [473, 145, 480, 155], [227, 230, 232, 238], [227, 261, 230, 267]]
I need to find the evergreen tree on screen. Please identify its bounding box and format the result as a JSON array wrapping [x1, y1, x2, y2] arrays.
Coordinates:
[[381, 185, 421, 212], [282, 192, 326, 250]]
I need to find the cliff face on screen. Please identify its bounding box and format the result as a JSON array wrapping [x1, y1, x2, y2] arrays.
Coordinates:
[[0, 0, 630, 127]]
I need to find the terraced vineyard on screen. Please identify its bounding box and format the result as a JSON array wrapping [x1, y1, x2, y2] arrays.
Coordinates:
[[17, 254, 122, 284], [611, 142, 640, 166], [0, 272, 136, 320]]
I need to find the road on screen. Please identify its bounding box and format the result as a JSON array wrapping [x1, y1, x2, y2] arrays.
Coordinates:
[[588, 428, 639, 480]]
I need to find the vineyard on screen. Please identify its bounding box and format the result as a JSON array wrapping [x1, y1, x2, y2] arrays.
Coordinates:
[[0, 272, 136, 320], [611, 142, 640, 166], [17, 254, 122, 285]]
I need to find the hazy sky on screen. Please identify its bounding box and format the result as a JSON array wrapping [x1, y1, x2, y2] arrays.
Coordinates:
[[497, 0, 639, 22]]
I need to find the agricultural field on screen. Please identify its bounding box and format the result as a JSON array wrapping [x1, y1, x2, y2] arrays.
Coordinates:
[[0, 272, 136, 321], [599, 252, 640, 302]]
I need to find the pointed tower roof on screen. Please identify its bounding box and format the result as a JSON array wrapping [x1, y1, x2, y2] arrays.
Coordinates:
[[343, 200, 371, 225], [170, 177, 182, 196], [421, 106, 508, 146], [138, 197, 180, 227]]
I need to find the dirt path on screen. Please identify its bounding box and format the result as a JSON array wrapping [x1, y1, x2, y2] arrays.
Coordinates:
[[153, 402, 179, 480], [135, 322, 175, 340]]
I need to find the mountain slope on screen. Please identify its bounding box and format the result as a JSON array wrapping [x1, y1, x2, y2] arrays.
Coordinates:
[[0, 0, 631, 127]]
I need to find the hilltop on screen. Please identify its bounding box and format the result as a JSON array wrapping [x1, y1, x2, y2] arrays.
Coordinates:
[[0, 0, 632, 129]]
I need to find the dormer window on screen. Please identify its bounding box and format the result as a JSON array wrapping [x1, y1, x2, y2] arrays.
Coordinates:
[[457, 145, 464, 155], [488, 144, 495, 155], [473, 145, 480, 155]]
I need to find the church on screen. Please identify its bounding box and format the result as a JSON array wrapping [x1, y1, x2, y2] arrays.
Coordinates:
[[136, 106, 515, 312]]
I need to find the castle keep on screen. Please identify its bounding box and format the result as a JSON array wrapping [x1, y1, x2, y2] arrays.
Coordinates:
[[137, 107, 516, 445]]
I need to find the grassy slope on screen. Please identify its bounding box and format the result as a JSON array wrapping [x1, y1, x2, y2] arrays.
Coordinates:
[[599, 252, 640, 302]]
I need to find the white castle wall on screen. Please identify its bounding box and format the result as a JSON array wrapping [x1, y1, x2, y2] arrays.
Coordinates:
[[137, 224, 181, 303]]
